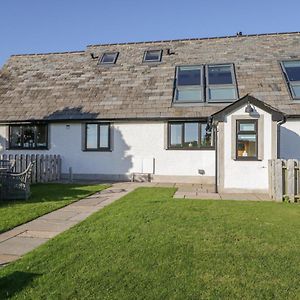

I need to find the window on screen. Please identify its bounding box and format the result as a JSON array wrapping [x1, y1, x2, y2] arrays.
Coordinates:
[[236, 120, 257, 159], [174, 66, 204, 102], [99, 52, 119, 64], [173, 64, 238, 103], [9, 124, 48, 149], [168, 122, 213, 149], [281, 61, 300, 99], [206, 64, 237, 102], [85, 123, 110, 151], [143, 50, 162, 62]]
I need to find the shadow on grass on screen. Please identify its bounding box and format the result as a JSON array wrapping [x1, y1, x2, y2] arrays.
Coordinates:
[[0, 183, 104, 207], [0, 271, 39, 299]]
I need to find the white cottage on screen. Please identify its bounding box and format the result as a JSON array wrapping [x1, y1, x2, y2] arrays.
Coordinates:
[[0, 32, 300, 193]]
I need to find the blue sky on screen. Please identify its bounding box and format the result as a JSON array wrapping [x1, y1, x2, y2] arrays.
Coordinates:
[[1, 0, 300, 67]]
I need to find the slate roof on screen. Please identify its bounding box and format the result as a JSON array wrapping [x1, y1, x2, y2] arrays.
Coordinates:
[[1, 32, 300, 122]]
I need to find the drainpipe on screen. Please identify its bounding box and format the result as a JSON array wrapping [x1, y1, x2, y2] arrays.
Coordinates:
[[277, 116, 286, 159], [214, 122, 218, 194]]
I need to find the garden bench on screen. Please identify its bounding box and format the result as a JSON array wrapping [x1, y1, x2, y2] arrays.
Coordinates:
[[0, 162, 34, 200]]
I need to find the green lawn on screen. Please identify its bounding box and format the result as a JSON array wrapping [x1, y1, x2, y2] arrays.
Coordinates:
[[0, 183, 108, 233], [0, 187, 299, 299]]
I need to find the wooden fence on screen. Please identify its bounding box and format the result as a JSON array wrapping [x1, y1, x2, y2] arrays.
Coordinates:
[[269, 159, 299, 202], [0, 154, 61, 183]]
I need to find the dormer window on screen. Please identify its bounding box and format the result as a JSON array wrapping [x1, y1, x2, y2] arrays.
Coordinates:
[[143, 50, 162, 62], [99, 52, 119, 64], [281, 61, 300, 99], [173, 63, 238, 104]]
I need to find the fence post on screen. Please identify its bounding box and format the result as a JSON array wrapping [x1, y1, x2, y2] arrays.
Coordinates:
[[57, 155, 61, 181], [274, 159, 283, 202], [31, 154, 36, 183], [287, 159, 296, 203], [268, 160, 273, 199]]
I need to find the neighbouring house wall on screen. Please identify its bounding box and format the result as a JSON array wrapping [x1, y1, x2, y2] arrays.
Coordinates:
[[280, 119, 300, 160], [0, 122, 215, 183], [221, 106, 274, 192]]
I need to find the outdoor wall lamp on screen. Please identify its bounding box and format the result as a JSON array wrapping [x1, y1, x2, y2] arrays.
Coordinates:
[[245, 102, 254, 114]]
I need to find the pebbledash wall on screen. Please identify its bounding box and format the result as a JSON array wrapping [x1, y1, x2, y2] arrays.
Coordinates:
[[0, 122, 215, 183]]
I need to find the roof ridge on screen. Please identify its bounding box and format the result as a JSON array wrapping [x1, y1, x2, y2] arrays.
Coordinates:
[[8, 31, 300, 57], [86, 31, 300, 47], [10, 50, 85, 57]]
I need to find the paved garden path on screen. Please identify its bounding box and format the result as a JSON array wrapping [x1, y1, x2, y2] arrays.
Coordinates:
[[0, 182, 142, 267]]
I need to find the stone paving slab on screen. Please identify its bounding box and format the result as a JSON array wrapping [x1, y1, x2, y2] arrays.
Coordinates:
[[18, 230, 60, 239], [174, 185, 271, 201], [188, 193, 222, 200], [0, 254, 20, 265], [40, 210, 80, 221], [0, 237, 49, 256]]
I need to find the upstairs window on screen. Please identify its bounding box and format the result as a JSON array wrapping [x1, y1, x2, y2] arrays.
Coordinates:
[[9, 124, 48, 150], [143, 50, 162, 62], [174, 66, 204, 103], [85, 123, 111, 151], [173, 64, 238, 104], [206, 64, 237, 102], [99, 52, 119, 64], [281, 61, 300, 99], [168, 121, 213, 149]]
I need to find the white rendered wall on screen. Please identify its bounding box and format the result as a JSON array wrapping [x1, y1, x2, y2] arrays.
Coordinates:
[[0, 122, 215, 179], [222, 106, 272, 192], [280, 119, 300, 160]]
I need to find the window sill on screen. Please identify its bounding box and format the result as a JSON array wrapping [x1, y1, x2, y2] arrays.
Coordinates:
[[167, 147, 215, 151], [7, 147, 49, 151], [83, 149, 112, 152], [235, 157, 261, 161]]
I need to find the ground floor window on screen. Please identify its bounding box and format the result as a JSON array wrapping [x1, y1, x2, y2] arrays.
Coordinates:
[[168, 121, 213, 149], [85, 123, 111, 151], [236, 120, 257, 159], [9, 124, 48, 149]]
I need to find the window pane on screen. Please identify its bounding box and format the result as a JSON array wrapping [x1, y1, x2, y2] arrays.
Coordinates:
[[86, 124, 98, 149], [208, 87, 236, 100], [208, 65, 233, 84], [291, 84, 300, 98], [283, 61, 300, 81], [101, 53, 117, 64], [10, 126, 22, 148], [36, 125, 47, 147], [23, 125, 35, 149], [99, 125, 109, 148], [177, 66, 201, 86], [200, 124, 213, 147], [144, 50, 161, 61], [239, 123, 255, 131], [184, 123, 199, 148], [170, 124, 182, 147], [237, 134, 256, 157], [176, 88, 202, 102]]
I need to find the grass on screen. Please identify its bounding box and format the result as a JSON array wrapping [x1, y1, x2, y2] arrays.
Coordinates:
[[0, 187, 300, 299], [0, 183, 109, 233]]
